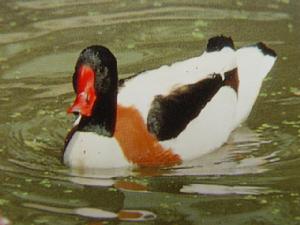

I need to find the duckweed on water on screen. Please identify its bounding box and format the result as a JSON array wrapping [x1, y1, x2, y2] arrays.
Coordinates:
[[1, 65, 9, 70], [268, 3, 279, 9], [259, 92, 268, 97], [0, 199, 9, 206], [37, 110, 46, 116], [272, 208, 280, 215], [192, 30, 205, 39], [236, 1, 243, 6], [12, 191, 28, 198], [282, 120, 300, 129], [153, 2, 162, 7], [159, 203, 169, 209], [256, 123, 280, 133], [270, 91, 282, 96], [0, 57, 7, 62], [289, 87, 300, 96], [24, 139, 49, 151], [39, 179, 51, 188], [10, 112, 21, 118], [9, 21, 17, 27], [279, 0, 290, 4], [127, 43, 135, 49], [25, 178, 32, 183], [244, 195, 257, 200], [34, 217, 50, 224], [260, 199, 268, 204], [124, 177, 148, 186], [108, 188, 118, 192], [0, 97, 10, 101], [194, 20, 208, 27]]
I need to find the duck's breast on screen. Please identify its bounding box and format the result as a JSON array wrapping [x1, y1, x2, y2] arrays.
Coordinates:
[[63, 131, 130, 168]]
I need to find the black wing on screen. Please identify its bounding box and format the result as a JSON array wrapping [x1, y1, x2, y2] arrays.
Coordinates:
[[147, 68, 238, 141]]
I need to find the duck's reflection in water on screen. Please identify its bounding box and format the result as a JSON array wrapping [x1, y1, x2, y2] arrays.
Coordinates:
[[23, 202, 156, 222], [169, 126, 279, 176], [0, 212, 11, 225]]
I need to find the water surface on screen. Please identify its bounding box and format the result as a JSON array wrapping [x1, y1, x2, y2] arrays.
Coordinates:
[[0, 0, 299, 224]]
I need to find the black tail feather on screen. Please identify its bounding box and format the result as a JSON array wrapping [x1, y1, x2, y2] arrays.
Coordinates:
[[256, 42, 277, 57], [206, 35, 235, 52]]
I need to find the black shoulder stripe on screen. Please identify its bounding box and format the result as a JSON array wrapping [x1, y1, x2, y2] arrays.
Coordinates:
[[147, 74, 223, 141], [206, 35, 235, 52]]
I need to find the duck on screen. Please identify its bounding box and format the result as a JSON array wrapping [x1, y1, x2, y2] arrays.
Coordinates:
[[63, 35, 277, 169]]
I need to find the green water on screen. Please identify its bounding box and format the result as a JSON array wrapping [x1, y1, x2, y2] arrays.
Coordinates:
[[0, 0, 299, 224]]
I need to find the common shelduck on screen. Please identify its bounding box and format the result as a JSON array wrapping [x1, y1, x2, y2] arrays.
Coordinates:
[[63, 36, 277, 169]]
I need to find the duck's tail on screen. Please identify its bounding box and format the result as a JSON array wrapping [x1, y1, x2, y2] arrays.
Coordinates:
[[235, 42, 277, 127]]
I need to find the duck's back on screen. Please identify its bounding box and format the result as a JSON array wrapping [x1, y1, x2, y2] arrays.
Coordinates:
[[118, 37, 239, 159], [118, 42, 237, 122]]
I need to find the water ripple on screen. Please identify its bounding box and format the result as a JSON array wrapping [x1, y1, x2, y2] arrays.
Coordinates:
[[23, 203, 156, 221], [16, 0, 114, 9], [180, 184, 275, 195], [0, 6, 289, 44]]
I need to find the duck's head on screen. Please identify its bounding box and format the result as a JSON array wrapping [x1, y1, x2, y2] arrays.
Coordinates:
[[67, 46, 118, 136]]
